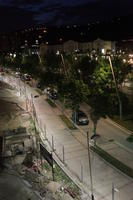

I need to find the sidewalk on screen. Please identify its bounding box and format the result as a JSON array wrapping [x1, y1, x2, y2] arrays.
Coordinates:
[[56, 100, 133, 170]]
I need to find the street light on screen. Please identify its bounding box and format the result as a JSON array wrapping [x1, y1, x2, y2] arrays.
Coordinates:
[[56, 51, 68, 79], [112, 183, 119, 200], [108, 56, 122, 120]]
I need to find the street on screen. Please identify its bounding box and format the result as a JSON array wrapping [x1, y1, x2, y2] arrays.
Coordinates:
[[2, 74, 133, 200]]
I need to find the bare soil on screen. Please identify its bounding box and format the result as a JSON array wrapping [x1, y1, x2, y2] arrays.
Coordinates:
[[0, 81, 29, 133]]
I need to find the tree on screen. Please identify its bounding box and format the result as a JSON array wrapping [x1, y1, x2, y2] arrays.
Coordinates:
[[111, 56, 131, 87], [109, 56, 131, 119], [39, 52, 62, 89], [74, 56, 97, 83], [21, 54, 41, 78], [87, 56, 131, 137], [59, 78, 90, 123]]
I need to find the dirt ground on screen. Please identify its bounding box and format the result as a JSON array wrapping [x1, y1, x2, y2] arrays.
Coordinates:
[[0, 81, 29, 133], [0, 81, 82, 200], [0, 81, 41, 200]]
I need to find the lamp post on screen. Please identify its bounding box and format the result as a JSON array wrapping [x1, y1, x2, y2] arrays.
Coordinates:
[[56, 51, 68, 79], [108, 56, 122, 120], [112, 183, 119, 200], [112, 183, 115, 200], [87, 131, 95, 200]]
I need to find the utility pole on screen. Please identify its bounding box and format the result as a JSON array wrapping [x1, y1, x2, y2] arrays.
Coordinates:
[[112, 183, 119, 200], [87, 131, 95, 200], [112, 183, 114, 200], [56, 51, 68, 79], [60, 53, 68, 79]]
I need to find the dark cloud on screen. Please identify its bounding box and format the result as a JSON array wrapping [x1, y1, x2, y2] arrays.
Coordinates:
[[0, 0, 133, 33], [39, 2, 62, 13], [35, 0, 133, 25]]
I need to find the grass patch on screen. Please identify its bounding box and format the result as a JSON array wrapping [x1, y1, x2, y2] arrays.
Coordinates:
[[58, 96, 72, 109], [91, 145, 133, 178], [46, 98, 56, 108], [29, 118, 36, 131], [60, 115, 77, 130], [126, 134, 133, 142], [54, 163, 71, 183], [40, 160, 81, 198], [29, 118, 40, 135], [54, 163, 81, 198], [35, 88, 43, 95], [41, 160, 51, 171]]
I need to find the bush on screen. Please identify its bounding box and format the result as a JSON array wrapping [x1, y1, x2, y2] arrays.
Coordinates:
[[46, 98, 56, 107], [60, 115, 76, 130], [127, 134, 133, 142]]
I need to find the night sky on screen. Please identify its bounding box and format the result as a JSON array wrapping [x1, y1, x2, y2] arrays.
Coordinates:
[[0, 0, 133, 33]]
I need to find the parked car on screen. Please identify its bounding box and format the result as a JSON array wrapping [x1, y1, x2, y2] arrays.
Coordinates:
[[37, 82, 41, 89], [15, 72, 21, 78], [73, 110, 89, 125], [44, 87, 57, 100], [24, 74, 31, 81], [20, 74, 31, 82], [44, 87, 51, 95], [49, 90, 57, 100]]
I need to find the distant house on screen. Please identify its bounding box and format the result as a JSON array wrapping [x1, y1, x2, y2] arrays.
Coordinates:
[[78, 42, 92, 52], [39, 43, 63, 55], [39, 38, 116, 57], [63, 40, 78, 53], [92, 38, 116, 53]]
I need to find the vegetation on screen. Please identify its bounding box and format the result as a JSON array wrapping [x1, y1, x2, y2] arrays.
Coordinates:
[[21, 54, 42, 78], [41, 160, 81, 198], [54, 163, 81, 198], [1, 51, 132, 132], [60, 115, 77, 130], [126, 134, 133, 142], [35, 88, 43, 95], [91, 145, 133, 178], [46, 98, 57, 107]]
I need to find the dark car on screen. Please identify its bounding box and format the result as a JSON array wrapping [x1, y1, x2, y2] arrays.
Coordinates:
[[37, 82, 41, 88], [73, 110, 89, 125], [24, 74, 31, 81], [49, 90, 57, 100]]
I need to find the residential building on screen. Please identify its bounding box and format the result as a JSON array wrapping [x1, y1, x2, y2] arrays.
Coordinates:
[[39, 38, 116, 57]]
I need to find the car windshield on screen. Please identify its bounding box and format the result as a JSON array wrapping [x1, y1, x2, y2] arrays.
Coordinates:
[[78, 111, 87, 117]]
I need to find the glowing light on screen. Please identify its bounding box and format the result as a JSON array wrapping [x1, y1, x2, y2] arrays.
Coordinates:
[[101, 49, 105, 54], [56, 51, 60, 55]]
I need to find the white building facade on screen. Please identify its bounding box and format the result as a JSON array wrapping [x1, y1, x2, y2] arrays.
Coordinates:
[[39, 39, 116, 57]]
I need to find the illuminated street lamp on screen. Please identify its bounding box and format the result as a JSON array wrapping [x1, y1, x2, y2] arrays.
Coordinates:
[[112, 183, 119, 200], [56, 51, 68, 79], [108, 56, 122, 120]]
